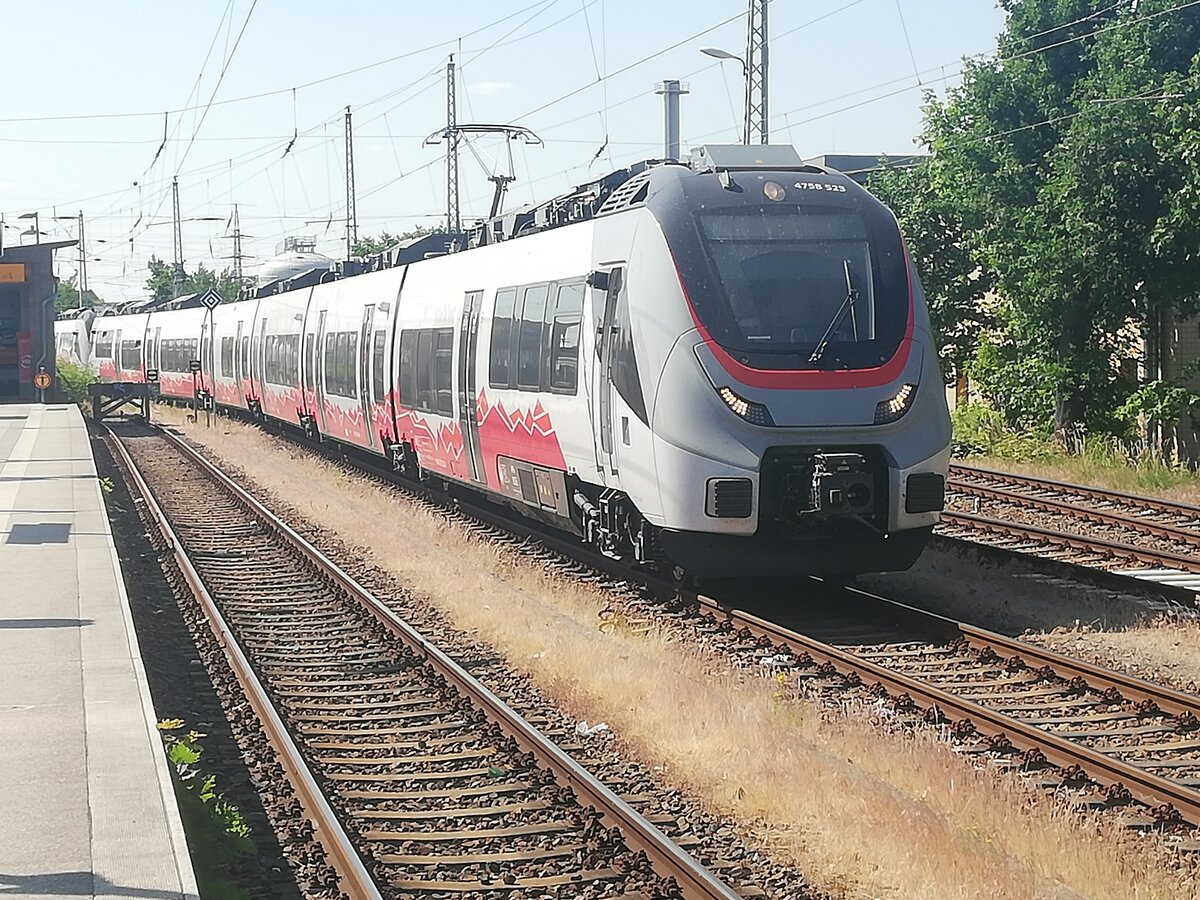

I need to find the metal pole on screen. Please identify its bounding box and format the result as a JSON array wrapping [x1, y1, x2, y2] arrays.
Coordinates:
[[344, 106, 358, 259], [78, 211, 87, 297], [172, 177, 184, 298], [656, 80, 689, 162], [446, 55, 460, 234], [745, 0, 769, 144], [205, 308, 213, 428], [232, 203, 243, 286]]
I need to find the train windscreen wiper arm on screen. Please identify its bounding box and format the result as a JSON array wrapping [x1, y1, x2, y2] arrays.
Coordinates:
[[807, 259, 859, 366]]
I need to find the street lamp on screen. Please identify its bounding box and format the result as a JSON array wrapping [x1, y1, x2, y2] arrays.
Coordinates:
[[701, 46, 750, 145], [700, 46, 747, 73]]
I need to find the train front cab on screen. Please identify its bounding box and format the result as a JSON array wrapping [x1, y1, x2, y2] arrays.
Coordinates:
[[597, 163, 951, 579]]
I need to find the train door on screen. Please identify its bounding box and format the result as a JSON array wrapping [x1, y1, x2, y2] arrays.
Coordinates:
[[253, 316, 266, 401], [593, 266, 623, 477], [315, 309, 329, 435], [299, 291, 316, 420], [234, 320, 245, 405], [358, 304, 376, 449], [113, 329, 123, 378], [458, 290, 485, 484], [150, 326, 161, 376]]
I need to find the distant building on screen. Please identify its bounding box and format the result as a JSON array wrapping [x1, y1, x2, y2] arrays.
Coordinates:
[[0, 239, 75, 401]]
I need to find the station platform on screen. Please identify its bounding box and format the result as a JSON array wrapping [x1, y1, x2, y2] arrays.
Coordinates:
[[0, 404, 198, 900]]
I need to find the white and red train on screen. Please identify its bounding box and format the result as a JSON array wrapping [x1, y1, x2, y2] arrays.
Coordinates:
[[77, 146, 951, 578]]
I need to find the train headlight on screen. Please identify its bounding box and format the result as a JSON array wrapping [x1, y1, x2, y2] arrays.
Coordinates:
[[718, 386, 775, 426], [874, 383, 917, 424], [763, 181, 786, 202]]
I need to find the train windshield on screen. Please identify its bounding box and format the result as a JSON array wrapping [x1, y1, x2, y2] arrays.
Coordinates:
[[684, 202, 909, 370]]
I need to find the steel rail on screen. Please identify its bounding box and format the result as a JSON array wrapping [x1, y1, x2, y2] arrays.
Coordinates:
[[106, 428, 384, 900], [695, 588, 1200, 824], [140, 413, 1200, 827], [147, 425, 741, 900], [951, 463, 1200, 523], [948, 479, 1200, 547], [941, 510, 1200, 574]]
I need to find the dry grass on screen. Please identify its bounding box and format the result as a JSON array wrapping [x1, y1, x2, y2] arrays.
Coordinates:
[[1032, 618, 1200, 694], [161, 409, 1198, 900]]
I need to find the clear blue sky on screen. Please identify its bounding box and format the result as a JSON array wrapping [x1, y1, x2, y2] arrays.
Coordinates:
[[0, 0, 1007, 300]]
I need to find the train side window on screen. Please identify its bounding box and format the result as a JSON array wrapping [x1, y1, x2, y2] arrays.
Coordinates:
[[372, 329, 387, 401], [415, 330, 434, 412], [612, 281, 648, 425], [287, 334, 300, 384], [329, 331, 355, 399], [282, 335, 293, 384], [516, 284, 549, 390], [399, 330, 417, 409], [345, 331, 358, 400], [434, 328, 453, 415], [324, 333, 336, 396], [276, 335, 286, 384], [489, 287, 517, 388], [334, 332, 348, 397], [305, 334, 314, 388], [120, 340, 142, 371], [221, 337, 233, 376], [548, 281, 584, 394]]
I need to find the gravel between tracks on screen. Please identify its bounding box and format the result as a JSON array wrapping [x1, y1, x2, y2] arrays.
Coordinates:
[[95, 429, 340, 900]]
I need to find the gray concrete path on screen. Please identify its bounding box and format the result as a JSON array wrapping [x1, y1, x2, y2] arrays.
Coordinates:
[[0, 404, 198, 900]]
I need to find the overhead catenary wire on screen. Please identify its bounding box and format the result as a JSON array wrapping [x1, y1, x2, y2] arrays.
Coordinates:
[[174, 0, 261, 175], [46, 0, 1200, 300]]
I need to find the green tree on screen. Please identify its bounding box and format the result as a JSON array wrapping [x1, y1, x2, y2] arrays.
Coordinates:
[[145, 255, 242, 304], [914, 0, 1200, 439], [869, 160, 995, 384], [351, 225, 437, 257], [55, 274, 100, 313]]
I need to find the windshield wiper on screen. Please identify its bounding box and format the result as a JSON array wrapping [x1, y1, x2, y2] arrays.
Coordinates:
[[807, 258, 859, 366]]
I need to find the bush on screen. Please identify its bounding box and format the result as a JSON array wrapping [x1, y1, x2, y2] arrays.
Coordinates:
[[968, 342, 1060, 434], [56, 360, 97, 406], [951, 402, 1058, 461]]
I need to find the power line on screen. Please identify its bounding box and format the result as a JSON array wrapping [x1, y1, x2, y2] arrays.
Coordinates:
[[0, 0, 559, 126], [175, 0, 260, 175]]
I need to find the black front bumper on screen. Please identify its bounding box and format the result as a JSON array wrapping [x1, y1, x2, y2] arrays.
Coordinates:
[[659, 525, 934, 579]]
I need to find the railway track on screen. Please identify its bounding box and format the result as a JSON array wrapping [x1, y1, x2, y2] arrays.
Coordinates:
[[146, 413, 1200, 844], [944, 463, 1200, 593], [107, 422, 745, 900], [299, 431, 1200, 838], [681, 588, 1200, 835]]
